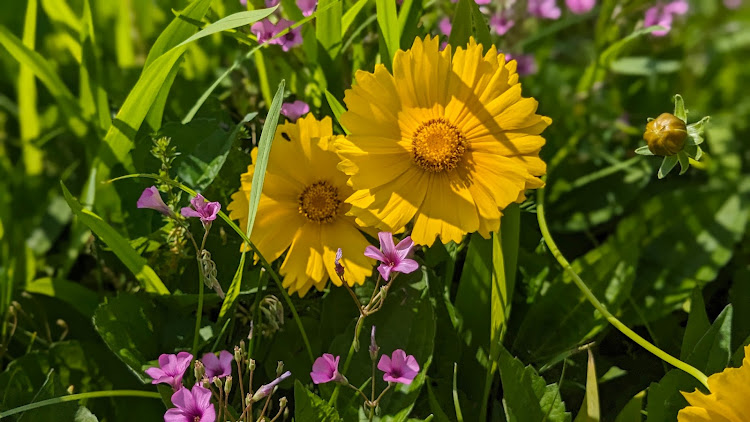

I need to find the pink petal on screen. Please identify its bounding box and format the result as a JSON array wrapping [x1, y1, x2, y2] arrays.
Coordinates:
[[392, 258, 419, 275], [170, 387, 195, 411], [145, 367, 165, 380], [394, 237, 415, 260], [377, 354, 392, 373], [364, 245, 386, 262], [201, 405, 216, 422], [377, 232, 396, 261], [164, 408, 190, 422], [377, 263, 393, 282], [181, 207, 202, 218], [192, 385, 213, 413]]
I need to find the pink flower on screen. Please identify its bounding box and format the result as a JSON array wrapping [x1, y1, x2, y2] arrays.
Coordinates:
[[145, 352, 193, 391], [251, 19, 277, 44], [644, 1, 688, 36], [505, 53, 538, 76], [490, 13, 514, 36], [528, 0, 562, 19], [164, 385, 215, 422], [265, 0, 280, 6], [201, 350, 233, 379], [252, 371, 291, 402], [438, 17, 452, 37], [310, 354, 345, 384], [240, 0, 247, 6], [180, 194, 220, 225], [364, 232, 419, 282], [271, 19, 303, 51], [565, 0, 595, 14], [297, 0, 317, 16], [377, 349, 419, 385], [137, 186, 172, 216], [724, 0, 742, 8], [280, 100, 310, 121]]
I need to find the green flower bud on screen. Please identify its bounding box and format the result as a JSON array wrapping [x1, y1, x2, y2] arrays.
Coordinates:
[[224, 376, 233, 395], [194, 360, 205, 381], [644, 113, 687, 156]]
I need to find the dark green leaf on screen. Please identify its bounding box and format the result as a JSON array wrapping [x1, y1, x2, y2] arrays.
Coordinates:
[[294, 380, 342, 421]]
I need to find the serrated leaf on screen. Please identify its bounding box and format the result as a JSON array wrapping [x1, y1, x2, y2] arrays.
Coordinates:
[[294, 380, 342, 421]]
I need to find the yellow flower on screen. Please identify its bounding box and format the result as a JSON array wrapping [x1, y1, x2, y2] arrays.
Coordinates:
[[227, 115, 373, 296], [678, 345, 750, 422], [335, 36, 550, 246]]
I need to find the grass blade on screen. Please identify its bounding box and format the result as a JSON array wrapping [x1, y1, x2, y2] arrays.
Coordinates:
[[324, 89, 349, 134], [375, 0, 399, 61]]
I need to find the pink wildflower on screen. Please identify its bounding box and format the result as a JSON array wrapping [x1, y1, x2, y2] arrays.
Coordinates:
[[438, 17, 452, 37], [137, 186, 172, 216], [490, 13, 514, 36], [377, 349, 420, 385], [644, 1, 689, 37], [180, 194, 220, 225], [565, 0, 596, 14], [364, 232, 419, 282], [201, 350, 233, 379], [297, 0, 318, 16], [528, 0, 562, 19], [164, 385, 216, 422], [280, 100, 310, 121], [145, 352, 193, 391], [310, 354, 346, 384]]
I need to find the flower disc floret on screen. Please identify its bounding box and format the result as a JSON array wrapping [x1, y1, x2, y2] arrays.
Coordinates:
[[411, 118, 468, 172], [298, 181, 341, 223]]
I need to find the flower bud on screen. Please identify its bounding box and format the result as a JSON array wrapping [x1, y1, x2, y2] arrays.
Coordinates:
[[334, 248, 345, 277], [224, 375, 233, 394], [194, 360, 206, 381], [276, 361, 284, 377], [213, 376, 222, 390], [644, 113, 687, 156], [248, 359, 256, 371], [279, 396, 288, 409], [234, 346, 242, 363], [369, 326, 380, 362]]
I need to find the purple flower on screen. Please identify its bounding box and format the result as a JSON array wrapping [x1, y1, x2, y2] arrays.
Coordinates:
[[528, 0, 561, 19], [180, 194, 220, 225], [490, 13, 514, 36], [240, 0, 247, 6], [644, 1, 688, 36], [271, 19, 303, 51], [565, 0, 595, 14], [310, 354, 345, 384], [251, 19, 276, 43], [252, 371, 291, 402], [724, 0, 742, 9], [377, 349, 420, 385], [505, 53, 538, 76], [438, 17, 452, 37], [280, 100, 310, 122], [297, 0, 317, 16], [145, 352, 193, 391], [363, 232, 419, 282], [164, 385, 215, 422], [201, 350, 233, 380], [265, 0, 280, 6], [137, 186, 172, 216]]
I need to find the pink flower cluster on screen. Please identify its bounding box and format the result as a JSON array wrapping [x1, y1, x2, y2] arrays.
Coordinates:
[[644, 0, 689, 36], [311, 349, 420, 385], [251, 18, 303, 51]]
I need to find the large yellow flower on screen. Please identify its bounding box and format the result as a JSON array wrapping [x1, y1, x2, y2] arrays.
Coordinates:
[[678, 345, 750, 422], [335, 36, 549, 245], [227, 115, 373, 296]]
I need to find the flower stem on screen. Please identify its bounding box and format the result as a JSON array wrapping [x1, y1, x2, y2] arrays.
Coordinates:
[[0, 390, 161, 418], [536, 184, 710, 390]]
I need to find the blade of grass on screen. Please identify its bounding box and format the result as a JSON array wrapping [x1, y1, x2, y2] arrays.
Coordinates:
[[115, 0, 135, 67], [342, 0, 369, 36], [79, 0, 111, 134], [324, 89, 349, 134], [375, 0, 399, 62], [19, 0, 42, 175], [60, 182, 170, 295]]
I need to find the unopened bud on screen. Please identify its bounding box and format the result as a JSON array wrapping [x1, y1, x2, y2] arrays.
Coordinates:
[[644, 113, 687, 156], [279, 396, 288, 409], [213, 376, 222, 390], [224, 376, 233, 394], [276, 361, 284, 377], [334, 248, 345, 277], [369, 326, 380, 361], [202, 377, 211, 388], [252, 371, 291, 402], [234, 346, 242, 363], [248, 359, 256, 371], [194, 360, 205, 381], [245, 393, 252, 407]]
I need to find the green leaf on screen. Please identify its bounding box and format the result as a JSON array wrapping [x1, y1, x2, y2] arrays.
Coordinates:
[[246, 81, 285, 241], [79, 0, 111, 133], [677, 151, 690, 175], [294, 380, 342, 421], [18, 0, 43, 175], [176, 8, 278, 48], [448, 0, 472, 49], [376, 0, 400, 62], [143, 0, 214, 67], [114, 0, 135, 67], [497, 345, 571, 422], [634, 146, 653, 156], [218, 253, 246, 322], [573, 350, 600, 422], [613, 391, 644, 422], [657, 155, 678, 179], [681, 289, 710, 360], [673, 94, 687, 122], [609, 57, 681, 76], [317, 0, 343, 59], [74, 407, 99, 422], [342, 0, 369, 36], [730, 267, 750, 352], [469, 0, 492, 52], [324, 89, 350, 134], [61, 182, 169, 295], [26, 277, 100, 317]]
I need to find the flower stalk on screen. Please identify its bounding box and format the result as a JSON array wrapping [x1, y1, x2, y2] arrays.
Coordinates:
[[536, 183, 709, 390]]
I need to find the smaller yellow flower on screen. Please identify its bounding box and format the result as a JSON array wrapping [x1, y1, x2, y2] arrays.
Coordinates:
[[227, 115, 373, 296], [678, 345, 750, 422]]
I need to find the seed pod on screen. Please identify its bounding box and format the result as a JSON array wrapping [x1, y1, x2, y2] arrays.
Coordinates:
[[644, 113, 688, 156]]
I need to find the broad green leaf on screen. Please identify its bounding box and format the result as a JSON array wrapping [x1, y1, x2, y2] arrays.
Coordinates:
[[469, 0, 492, 52], [324, 89, 350, 134], [26, 277, 100, 317], [115, 0, 135, 67], [246, 81, 285, 241], [317, 0, 343, 58], [61, 182, 169, 295], [294, 380, 342, 421], [573, 350, 600, 422], [376, 0, 399, 61], [74, 407, 99, 422], [497, 345, 571, 422], [680, 289, 710, 360]]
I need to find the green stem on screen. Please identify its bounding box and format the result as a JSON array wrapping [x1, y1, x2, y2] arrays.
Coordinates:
[[536, 184, 710, 390], [328, 320, 361, 406], [0, 390, 160, 418]]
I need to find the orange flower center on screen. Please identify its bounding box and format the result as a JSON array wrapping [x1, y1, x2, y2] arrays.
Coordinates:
[[411, 118, 468, 172], [298, 181, 340, 223]]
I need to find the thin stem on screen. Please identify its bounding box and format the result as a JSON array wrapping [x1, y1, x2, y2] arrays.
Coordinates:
[[186, 227, 208, 358], [373, 383, 392, 405], [345, 382, 370, 403], [536, 184, 710, 390], [452, 363, 464, 422], [0, 390, 161, 418], [328, 325, 360, 405]]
